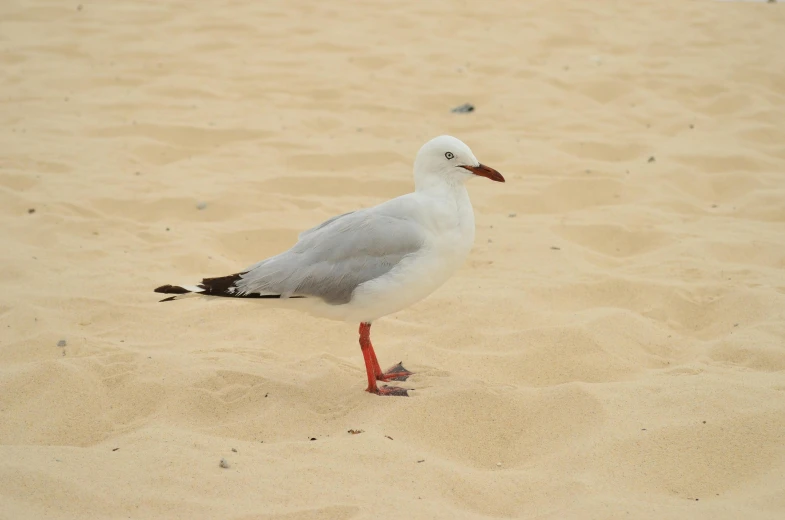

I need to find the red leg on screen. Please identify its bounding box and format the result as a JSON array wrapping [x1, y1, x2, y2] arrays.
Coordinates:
[[359, 323, 378, 393], [359, 323, 410, 396], [365, 336, 384, 378]]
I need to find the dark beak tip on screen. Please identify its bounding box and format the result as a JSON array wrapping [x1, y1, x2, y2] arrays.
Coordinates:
[[461, 163, 505, 183], [485, 166, 505, 183]]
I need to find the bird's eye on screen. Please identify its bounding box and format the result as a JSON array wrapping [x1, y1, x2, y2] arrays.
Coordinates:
[[445, 152, 455, 160]]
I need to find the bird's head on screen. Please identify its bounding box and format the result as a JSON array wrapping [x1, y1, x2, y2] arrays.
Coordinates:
[[413, 135, 504, 189]]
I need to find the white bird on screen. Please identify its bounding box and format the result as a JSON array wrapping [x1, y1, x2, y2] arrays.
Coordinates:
[[155, 135, 505, 396]]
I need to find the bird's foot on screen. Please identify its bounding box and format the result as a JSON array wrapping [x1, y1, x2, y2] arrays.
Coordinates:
[[368, 385, 409, 397], [376, 361, 413, 382]]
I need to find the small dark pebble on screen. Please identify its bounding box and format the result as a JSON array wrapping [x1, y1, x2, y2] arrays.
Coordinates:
[[551, 246, 561, 250], [310, 437, 316, 441], [642, 428, 647, 431], [28, 208, 36, 214], [451, 103, 475, 113], [231, 448, 237, 453], [689, 124, 694, 129], [648, 156, 656, 163], [112, 448, 119, 452], [385, 435, 393, 440], [734, 323, 739, 327], [165, 227, 170, 231], [57, 339, 66, 347], [417, 459, 425, 463], [265, 393, 269, 397], [702, 421, 706, 424], [508, 213, 517, 218]]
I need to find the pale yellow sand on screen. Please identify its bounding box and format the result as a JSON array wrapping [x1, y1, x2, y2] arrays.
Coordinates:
[[2, 0, 785, 518]]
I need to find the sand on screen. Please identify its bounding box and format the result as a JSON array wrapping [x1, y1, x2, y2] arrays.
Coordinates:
[[2, 0, 785, 518]]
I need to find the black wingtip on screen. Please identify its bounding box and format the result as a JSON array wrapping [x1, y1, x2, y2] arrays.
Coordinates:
[[159, 296, 178, 302], [155, 276, 308, 300], [155, 284, 191, 294], [198, 273, 244, 296]]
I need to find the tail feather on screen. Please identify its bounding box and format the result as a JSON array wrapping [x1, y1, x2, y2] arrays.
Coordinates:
[[154, 272, 305, 302]]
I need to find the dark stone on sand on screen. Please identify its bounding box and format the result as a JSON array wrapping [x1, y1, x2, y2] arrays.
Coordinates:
[[451, 103, 475, 113]]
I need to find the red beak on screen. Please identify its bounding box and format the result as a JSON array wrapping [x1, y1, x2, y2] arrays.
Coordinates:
[[460, 163, 505, 183]]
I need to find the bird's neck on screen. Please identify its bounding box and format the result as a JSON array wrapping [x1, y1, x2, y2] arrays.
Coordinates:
[[415, 177, 475, 238], [414, 171, 468, 196]]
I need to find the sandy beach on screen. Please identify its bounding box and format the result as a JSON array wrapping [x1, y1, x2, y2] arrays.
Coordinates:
[[2, 0, 785, 518]]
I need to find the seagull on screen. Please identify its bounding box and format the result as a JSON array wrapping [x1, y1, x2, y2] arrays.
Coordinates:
[[155, 135, 505, 396]]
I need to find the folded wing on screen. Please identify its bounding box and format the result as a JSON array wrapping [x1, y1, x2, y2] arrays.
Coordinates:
[[234, 208, 426, 305]]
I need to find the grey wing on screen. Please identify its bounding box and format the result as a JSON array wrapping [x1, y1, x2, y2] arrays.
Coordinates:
[[234, 210, 426, 304]]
